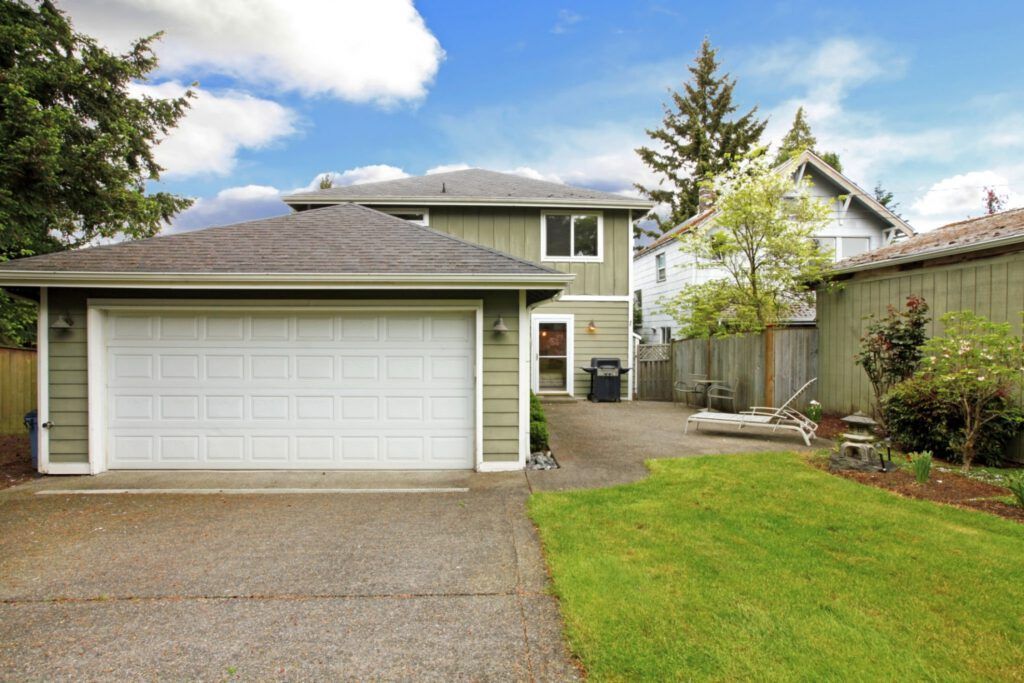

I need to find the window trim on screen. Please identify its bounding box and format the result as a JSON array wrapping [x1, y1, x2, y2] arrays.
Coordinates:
[[540, 210, 604, 262], [379, 207, 430, 226], [655, 252, 667, 282]]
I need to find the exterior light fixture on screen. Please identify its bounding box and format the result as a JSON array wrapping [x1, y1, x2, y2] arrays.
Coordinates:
[[50, 314, 74, 330], [492, 316, 509, 333], [587, 320, 597, 333]]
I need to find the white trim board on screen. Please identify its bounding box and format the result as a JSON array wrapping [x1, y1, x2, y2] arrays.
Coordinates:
[[626, 208, 635, 401], [36, 287, 49, 474], [558, 295, 631, 302], [531, 313, 575, 396], [517, 290, 529, 465], [85, 299, 488, 474]]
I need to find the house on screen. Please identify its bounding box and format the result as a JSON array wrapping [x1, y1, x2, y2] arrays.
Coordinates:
[[816, 206, 1024, 462], [0, 170, 652, 474], [633, 150, 915, 343]]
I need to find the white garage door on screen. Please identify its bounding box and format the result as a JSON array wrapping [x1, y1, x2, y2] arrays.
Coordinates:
[[104, 309, 476, 470]]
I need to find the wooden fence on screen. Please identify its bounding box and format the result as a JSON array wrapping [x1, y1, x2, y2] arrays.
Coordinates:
[[0, 346, 36, 434], [639, 327, 818, 410], [635, 343, 673, 400]]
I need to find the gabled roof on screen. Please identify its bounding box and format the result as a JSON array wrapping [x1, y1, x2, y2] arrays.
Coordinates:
[[633, 150, 917, 259], [0, 204, 573, 290], [834, 207, 1024, 274], [283, 168, 655, 210]]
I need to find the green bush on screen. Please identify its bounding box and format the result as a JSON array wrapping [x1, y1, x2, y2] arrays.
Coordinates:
[[1008, 474, 1024, 508], [909, 451, 932, 484], [530, 391, 549, 452], [882, 376, 1023, 467]]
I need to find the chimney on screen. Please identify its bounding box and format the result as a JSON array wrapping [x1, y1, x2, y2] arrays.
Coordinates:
[[698, 185, 715, 213]]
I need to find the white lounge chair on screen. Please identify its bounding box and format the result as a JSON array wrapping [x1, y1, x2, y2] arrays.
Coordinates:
[[684, 378, 819, 446]]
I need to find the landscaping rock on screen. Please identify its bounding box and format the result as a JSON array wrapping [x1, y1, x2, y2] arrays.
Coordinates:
[[527, 451, 559, 470]]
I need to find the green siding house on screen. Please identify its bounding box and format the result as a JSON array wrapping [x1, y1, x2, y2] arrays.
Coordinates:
[[0, 170, 652, 474]]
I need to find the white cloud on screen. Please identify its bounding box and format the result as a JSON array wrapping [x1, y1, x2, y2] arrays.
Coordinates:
[[63, 0, 445, 105], [169, 184, 288, 233], [907, 170, 1020, 229], [305, 165, 410, 191], [551, 9, 583, 34], [426, 163, 472, 175], [131, 81, 297, 177]]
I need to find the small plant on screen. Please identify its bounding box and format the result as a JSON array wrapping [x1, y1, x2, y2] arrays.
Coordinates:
[[909, 451, 932, 484], [1008, 473, 1024, 508], [806, 400, 822, 423], [529, 391, 550, 452]]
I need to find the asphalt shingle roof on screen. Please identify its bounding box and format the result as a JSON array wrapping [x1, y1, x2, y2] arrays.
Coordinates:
[[284, 168, 653, 208], [0, 204, 562, 276], [834, 207, 1024, 272]]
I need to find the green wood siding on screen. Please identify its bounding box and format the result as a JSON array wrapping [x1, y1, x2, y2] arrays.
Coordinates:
[[46, 289, 523, 466], [535, 299, 630, 398], [818, 250, 1024, 459], [427, 207, 631, 297]]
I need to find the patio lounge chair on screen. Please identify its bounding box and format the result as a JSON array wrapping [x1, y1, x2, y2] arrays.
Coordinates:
[[684, 378, 818, 446]]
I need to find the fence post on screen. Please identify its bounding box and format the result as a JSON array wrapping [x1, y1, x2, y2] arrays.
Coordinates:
[[764, 326, 775, 407], [705, 337, 712, 379]]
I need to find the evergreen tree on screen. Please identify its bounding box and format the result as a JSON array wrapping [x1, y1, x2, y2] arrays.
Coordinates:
[[635, 39, 766, 234], [873, 182, 902, 217], [773, 106, 842, 172]]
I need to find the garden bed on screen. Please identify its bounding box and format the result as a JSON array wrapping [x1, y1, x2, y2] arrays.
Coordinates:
[[0, 434, 35, 490], [825, 459, 1024, 523]]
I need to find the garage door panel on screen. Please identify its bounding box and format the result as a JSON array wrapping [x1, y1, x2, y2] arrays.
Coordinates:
[[105, 311, 477, 470]]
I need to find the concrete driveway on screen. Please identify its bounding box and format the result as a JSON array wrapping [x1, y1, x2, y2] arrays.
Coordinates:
[[0, 400, 812, 680], [0, 470, 577, 681]]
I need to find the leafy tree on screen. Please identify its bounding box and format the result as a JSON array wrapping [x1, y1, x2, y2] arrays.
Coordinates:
[[773, 106, 842, 171], [872, 182, 902, 218], [984, 187, 1007, 215], [854, 295, 930, 425], [662, 153, 833, 337], [916, 311, 1024, 470], [635, 38, 766, 235], [318, 174, 334, 189], [0, 0, 193, 346]]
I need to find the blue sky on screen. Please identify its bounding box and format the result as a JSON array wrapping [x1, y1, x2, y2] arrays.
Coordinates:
[[62, 0, 1024, 233]]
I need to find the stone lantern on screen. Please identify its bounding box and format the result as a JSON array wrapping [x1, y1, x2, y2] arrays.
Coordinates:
[[829, 412, 890, 472]]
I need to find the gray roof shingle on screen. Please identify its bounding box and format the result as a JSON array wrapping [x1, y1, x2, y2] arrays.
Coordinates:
[[835, 207, 1024, 272], [283, 168, 654, 209], [0, 204, 563, 277]]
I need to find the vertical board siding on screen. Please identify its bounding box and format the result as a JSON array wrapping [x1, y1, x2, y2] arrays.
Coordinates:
[[533, 299, 630, 398], [0, 346, 37, 434], [48, 289, 524, 466], [818, 251, 1024, 460], [670, 329, 818, 411]]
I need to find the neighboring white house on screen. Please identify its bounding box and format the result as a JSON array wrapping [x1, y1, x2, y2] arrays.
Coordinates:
[[633, 150, 916, 343]]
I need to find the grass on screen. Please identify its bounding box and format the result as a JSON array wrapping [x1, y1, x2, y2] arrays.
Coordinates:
[[528, 452, 1024, 681]]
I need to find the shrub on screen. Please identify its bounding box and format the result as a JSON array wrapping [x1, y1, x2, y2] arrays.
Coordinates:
[[1008, 473, 1024, 508], [530, 391, 550, 452], [909, 451, 932, 484], [805, 400, 822, 423], [883, 376, 1023, 467]]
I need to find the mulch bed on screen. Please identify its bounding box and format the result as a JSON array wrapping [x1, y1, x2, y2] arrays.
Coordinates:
[[0, 434, 36, 490], [814, 413, 847, 441], [835, 466, 1024, 524]]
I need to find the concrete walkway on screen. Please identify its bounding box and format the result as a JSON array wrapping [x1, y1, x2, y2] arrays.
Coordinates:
[[0, 400, 810, 680]]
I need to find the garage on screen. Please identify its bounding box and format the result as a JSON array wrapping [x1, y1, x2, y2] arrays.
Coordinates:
[[102, 308, 477, 470]]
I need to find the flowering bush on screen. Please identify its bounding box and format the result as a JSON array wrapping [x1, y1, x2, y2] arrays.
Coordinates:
[[855, 295, 930, 426], [915, 311, 1024, 470], [805, 400, 822, 423]]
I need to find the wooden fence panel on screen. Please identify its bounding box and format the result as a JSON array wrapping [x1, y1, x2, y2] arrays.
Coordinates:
[[636, 344, 673, 401], [771, 328, 819, 406], [0, 347, 36, 435]]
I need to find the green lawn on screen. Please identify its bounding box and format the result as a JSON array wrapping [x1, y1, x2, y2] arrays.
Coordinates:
[[529, 452, 1024, 681]]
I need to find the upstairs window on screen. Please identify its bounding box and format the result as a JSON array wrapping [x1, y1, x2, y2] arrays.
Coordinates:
[[655, 252, 667, 282], [841, 237, 870, 258], [541, 212, 603, 261], [381, 208, 429, 226]]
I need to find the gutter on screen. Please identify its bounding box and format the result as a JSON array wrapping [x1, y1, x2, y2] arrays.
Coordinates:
[[280, 195, 656, 211], [832, 232, 1024, 275]]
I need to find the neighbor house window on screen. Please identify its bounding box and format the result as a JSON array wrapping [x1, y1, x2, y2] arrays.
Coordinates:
[[660, 326, 672, 343], [812, 237, 837, 259], [381, 208, 429, 226], [841, 237, 870, 258], [541, 212, 603, 261], [655, 252, 667, 282]]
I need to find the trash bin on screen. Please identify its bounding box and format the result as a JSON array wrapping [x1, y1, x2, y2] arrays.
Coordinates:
[[24, 410, 38, 469]]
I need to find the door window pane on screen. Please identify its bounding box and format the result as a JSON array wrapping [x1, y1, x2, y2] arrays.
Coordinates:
[[573, 215, 599, 256], [538, 358, 567, 390], [538, 322, 567, 356], [841, 237, 870, 258], [545, 215, 572, 256]]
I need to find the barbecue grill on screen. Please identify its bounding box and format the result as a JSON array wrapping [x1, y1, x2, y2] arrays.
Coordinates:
[[580, 357, 630, 402]]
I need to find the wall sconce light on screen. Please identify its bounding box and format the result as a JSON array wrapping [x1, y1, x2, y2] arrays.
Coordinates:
[[587, 320, 597, 333], [492, 316, 509, 333], [50, 313, 74, 330]]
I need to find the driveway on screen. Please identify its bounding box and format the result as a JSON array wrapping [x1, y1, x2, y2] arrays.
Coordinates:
[[0, 400, 811, 680]]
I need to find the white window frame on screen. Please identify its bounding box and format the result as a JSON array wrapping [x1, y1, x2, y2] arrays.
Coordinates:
[[655, 252, 667, 282], [660, 326, 672, 344], [379, 207, 430, 226], [840, 236, 871, 259], [531, 313, 575, 396], [540, 211, 604, 262]]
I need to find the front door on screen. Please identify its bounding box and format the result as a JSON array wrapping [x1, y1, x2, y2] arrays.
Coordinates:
[[532, 314, 574, 394]]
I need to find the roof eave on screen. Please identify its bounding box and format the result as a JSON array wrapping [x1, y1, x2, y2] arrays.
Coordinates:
[[832, 233, 1024, 275], [280, 195, 656, 211], [0, 271, 575, 290]]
